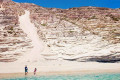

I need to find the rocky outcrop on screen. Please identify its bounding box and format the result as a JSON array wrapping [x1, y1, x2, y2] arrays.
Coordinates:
[[0, 0, 11, 4], [0, 1, 32, 62], [27, 6, 120, 63], [0, 1, 120, 63]]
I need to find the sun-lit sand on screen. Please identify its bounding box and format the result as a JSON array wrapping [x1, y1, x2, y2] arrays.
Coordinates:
[[0, 61, 120, 79], [1, 58, 120, 78]]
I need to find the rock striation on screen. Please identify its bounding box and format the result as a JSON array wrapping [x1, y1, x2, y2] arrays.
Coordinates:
[[0, 1, 120, 63], [0, 1, 32, 62], [0, 0, 11, 3]]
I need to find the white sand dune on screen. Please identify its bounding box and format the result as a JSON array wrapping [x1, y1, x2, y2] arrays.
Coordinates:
[[18, 10, 46, 62]]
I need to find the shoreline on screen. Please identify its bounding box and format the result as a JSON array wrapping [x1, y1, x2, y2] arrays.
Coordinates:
[[1, 62, 120, 79], [0, 69, 120, 79]]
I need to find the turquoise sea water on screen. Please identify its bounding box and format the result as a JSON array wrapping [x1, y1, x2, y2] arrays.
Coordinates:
[[1, 73, 120, 80]]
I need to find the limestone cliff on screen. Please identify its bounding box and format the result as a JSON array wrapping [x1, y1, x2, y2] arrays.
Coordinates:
[[0, 0, 120, 63]]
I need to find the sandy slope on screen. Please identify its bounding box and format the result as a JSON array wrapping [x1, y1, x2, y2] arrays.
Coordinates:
[[0, 4, 4, 10], [0, 10, 120, 76], [18, 10, 46, 62]]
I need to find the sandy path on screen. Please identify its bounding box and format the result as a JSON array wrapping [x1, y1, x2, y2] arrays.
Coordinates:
[[18, 10, 45, 62], [0, 4, 4, 10]]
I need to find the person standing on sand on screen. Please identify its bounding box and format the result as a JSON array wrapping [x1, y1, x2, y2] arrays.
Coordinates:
[[34, 68, 37, 75], [25, 65, 28, 75]]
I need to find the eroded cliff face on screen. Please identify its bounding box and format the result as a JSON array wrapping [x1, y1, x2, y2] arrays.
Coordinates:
[[26, 5, 120, 62], [0, 0, 120, 62], [0, 0, 11, 3], [0, 1, 32, 62]]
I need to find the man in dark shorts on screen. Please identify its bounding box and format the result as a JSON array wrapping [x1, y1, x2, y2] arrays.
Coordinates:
[[34, 68, 37, 75], [25, 65, 28, 75]]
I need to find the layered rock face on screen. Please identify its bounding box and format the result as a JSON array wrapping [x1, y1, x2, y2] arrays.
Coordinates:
[[0, 0, 11, 3], [0, 1, 32, 62], [0, 1, 120, 62], [28, 6, 120, 62]]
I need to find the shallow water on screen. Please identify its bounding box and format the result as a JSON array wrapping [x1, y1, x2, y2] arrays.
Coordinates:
[[1, 73, 120, 80]]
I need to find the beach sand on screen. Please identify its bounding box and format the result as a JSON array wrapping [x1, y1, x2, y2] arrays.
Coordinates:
[[0, 61, 120, 79]]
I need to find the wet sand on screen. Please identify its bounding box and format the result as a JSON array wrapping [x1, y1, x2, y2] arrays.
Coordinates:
[[0, 67, 120, 79]]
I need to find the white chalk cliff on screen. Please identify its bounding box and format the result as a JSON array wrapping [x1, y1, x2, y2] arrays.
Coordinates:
[[0, 0, 120, 63]]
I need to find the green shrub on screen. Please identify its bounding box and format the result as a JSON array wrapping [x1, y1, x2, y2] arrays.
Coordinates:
[[88, 16, 97, 20], [9, 26, 13, 30], [111, 17, 119, 21], [108, 14, 119, 21], [7, 31, 13, 34], [41, 23, 47, 26]]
